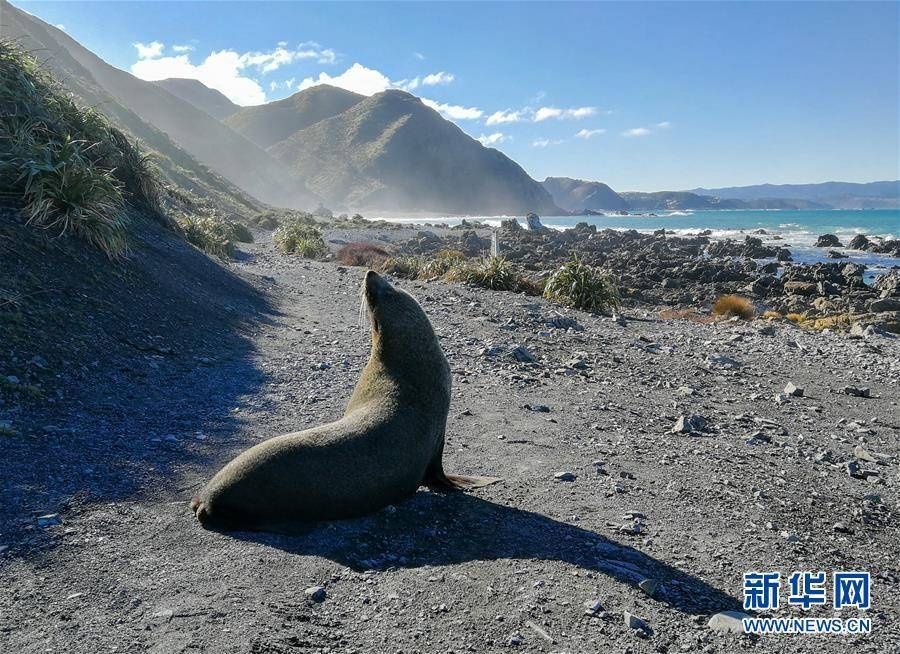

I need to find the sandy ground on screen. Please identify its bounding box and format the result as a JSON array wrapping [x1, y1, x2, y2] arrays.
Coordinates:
[[1, 233, 899, 653]]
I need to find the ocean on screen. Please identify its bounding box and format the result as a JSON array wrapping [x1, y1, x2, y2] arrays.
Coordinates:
[[381, 208, 900, 273]]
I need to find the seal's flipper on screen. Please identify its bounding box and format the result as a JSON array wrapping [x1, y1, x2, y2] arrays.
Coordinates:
[[423, 437, 501, 491], [443, 473, 502, 489]]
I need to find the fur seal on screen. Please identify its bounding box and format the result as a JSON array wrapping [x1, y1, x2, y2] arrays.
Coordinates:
[[192, 270, 496, 531]]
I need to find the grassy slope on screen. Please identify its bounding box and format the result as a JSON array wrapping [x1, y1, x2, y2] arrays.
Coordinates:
[[1, 0, 316, 213]]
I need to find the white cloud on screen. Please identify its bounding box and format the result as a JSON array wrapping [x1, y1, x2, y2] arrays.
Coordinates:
[[656, 121, 671, 128], [298, 63, 392, 96], [422, 98, 483, 120], [477, 132, 509, 146], [575, 128, 606, 139], [55, 23, 66, 31], [534, 106, 596, 122], [422, 71, 454, 86], [269, 77, 297, 92], [132, 50, 268, 105], [485, 109, 522, 125], [131, 40, 339, 105], [134, 41, 164, 59], [623, 127, 651, 137], [396, 71, 455, 92], [532, 138, 563, 147]]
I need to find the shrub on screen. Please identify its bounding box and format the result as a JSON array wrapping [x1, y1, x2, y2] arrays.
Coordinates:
[[274, 220, 327, 258], [179, 215, 236, 259], [336, 242, 390, 267], [420, 249, 466, 279], [380, 255, 424, 279], [451, 256, 518, 290], [19, 136, 128, 257], [543, 255, 619, 311], [711, 294, 755, 320]]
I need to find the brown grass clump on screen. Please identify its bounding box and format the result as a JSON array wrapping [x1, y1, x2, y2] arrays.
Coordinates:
[[711, 294, 755, 320], [336, 242, 390, 267], [785, 312, 805, 323], [762, 310, 782, 320]]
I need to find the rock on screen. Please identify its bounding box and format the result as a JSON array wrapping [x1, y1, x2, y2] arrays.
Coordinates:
[[845, 460, 865, 479], [554, 471, 577, 482], [638, 578, 658, 597], [510, 345, 535, 363], [583, 599, 604, 615], [842, 386, 871, 398], [706, 353, 741, 370], [36, 514, 61, 528], [783, 382, 804, 397], [305, 586, 327, 602], [827, 250, 848, 259], [833, 522, 853, 534], [783, 281, 816, 296], [869, 297, 900, 313], [524, 213, 547, 232], [524, 403, 550, 412], [672, 414, 707, 434], [848, 234, 871, 250], [815, 234, 843, 248], [853, 445, 879, 463], [507, 632, 524, 646], [708, 611, 749, 634], [677, 386, 697, 396], [623, 611, 651, 635], [757, 324, 776, 336]]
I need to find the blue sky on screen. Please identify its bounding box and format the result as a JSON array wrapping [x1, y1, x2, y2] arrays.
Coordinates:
[[15, 1, 900, 191]]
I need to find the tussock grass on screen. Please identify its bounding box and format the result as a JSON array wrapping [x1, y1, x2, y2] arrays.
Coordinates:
[[418, 249, 466, 279], [336, 242, 390, 267], [450, 256, 518, 291], [543, 255, 619, 311], [274, 220, 327, 258], [712, 294, 755, 320], [380, 255, 424, 278], [178, 214, 247, 259], [0, 41, 162, 258]]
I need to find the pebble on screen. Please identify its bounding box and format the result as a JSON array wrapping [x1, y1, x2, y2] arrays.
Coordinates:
[[623, 611, 651, 636], [842, 386, 871, 398], [554, 471, 577, 482], [638, 578, 658, 597], [708, 611, 749, 634], [305, 585, 327, 602], [510, 345, 535, 363], [784, 382, 804, 397], [672, 414, 706, 434], [583, 599, 603, 615]]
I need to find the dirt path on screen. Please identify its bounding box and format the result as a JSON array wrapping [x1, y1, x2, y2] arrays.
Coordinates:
[[2, 236, 899, 653]]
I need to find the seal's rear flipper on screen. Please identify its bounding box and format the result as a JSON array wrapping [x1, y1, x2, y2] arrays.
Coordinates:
[[425, 471, 501, 491], [445, 473, 502, 489]]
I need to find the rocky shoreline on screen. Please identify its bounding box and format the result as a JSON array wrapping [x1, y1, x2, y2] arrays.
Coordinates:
[[379, 219, 900, 333]]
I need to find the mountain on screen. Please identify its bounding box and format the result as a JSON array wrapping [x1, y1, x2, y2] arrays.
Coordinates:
[[620, 191, 747, 211], [268, 89, 561, 215], [154, 78, 239, 120], [225, 85, 365, 149], [541, 177, 628, 212], [2, 1, 316, 210], [690, 180, 900, 209]]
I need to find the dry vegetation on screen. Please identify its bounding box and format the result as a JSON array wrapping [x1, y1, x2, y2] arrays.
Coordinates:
[[711, 294, 755, 320]]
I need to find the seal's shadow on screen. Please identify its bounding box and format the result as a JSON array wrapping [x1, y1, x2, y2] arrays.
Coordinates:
[[232, 492, 740, 614]]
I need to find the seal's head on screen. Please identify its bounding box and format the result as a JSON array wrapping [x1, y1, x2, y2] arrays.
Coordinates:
[[364, 270, 436, 352]]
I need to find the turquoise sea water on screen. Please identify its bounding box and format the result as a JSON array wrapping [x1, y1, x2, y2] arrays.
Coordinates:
[[382, 209, 900, 271]]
